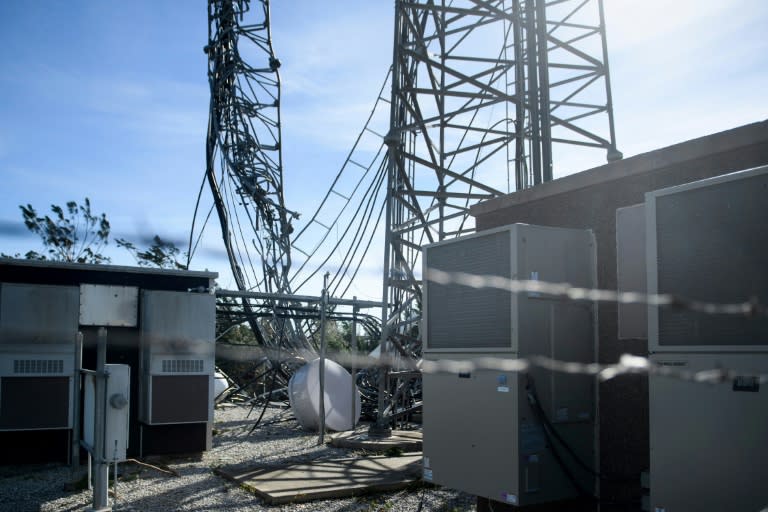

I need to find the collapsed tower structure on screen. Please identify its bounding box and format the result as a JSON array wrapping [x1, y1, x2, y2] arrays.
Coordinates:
[[201, 0, 619, 428]]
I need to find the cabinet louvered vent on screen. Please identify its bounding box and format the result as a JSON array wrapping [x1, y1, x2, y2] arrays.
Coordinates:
[[14, 359, 64, 374], [162, 359, 204, 373]]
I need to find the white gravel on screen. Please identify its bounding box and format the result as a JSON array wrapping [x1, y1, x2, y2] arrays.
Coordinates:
[[0, 405, 475, 512]]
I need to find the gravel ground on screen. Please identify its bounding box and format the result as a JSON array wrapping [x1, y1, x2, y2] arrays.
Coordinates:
[[0, 405, 475, 512]]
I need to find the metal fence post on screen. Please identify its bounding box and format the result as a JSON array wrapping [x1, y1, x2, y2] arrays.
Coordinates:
[[91, 327, 110, 511]]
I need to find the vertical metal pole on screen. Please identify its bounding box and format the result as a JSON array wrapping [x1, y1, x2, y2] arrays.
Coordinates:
[[373, 132, 396, 438], [535, 0, 553, 182], [350, 300, 358, 430], [438, 0, 447, 239], [92, 327, 110, 511], [318, 272, 329, 445], [72, 332, 83, 470], [503, 0, 512, 194], [370, 0, 402, 440], [598, 0, 622, 162], [512, 0, 527, 190], [113, 462, 118, 507], [525, 0, 542, 185]]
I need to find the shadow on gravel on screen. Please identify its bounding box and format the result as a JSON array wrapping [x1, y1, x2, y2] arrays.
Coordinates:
[[0, 463, 89, 512]]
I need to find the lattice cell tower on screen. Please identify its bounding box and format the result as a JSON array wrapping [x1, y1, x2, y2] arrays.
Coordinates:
[[380, 0, 620, 366], [203, 0, 311, 351]]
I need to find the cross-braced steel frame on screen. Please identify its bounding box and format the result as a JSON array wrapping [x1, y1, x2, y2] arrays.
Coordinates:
[[375, 0, 619, 432], [201, 0, 620, 433], [204, 0, 309, 351]]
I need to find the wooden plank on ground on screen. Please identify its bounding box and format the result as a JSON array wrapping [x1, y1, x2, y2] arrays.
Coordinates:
[[216, 454, 422, 505]]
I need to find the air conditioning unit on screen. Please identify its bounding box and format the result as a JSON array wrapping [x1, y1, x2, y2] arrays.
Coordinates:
[[422, 224, 597, 507], [139, 290, 215, 425], [646, 165, 768, 512], [0, 283, 79, 431], [649, 353, 768, 512], [646, 165, 768, 353]]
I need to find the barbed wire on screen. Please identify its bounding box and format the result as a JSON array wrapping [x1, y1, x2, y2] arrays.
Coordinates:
[[424, 268, 767, 317], [214, 344, 768, 386], [213, 268, 767, 388]]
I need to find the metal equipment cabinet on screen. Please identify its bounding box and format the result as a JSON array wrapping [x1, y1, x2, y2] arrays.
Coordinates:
[[0, 259, 218, 463], [646, 165, 768, 512], [422, 223, 597, 507], [139, 290, 216, 448], [649, 353, 768, 512], [0, 283, 79, 431]]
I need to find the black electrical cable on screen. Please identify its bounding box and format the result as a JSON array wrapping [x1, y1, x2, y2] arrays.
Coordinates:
[[187, 171, 209, 266], [248, 366, 280, 432], [330, 167, 388, 299], [325, 158, 386, 289], [219, 364, 272, 403], [525, 376, 642, 509], [290, 67, 391, 246], [248, 312, 288, 434], [222, 167, 255, 289], [526, 376, 636, 484], [291, 157, 385, 293], [246, 367, 277, 416], [289, 151, 383, 289], [536, 408, 595, 499]]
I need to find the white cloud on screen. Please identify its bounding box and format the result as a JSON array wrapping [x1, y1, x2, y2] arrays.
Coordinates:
[[606, 1, 731, 53], [601, 0, 768, 160]]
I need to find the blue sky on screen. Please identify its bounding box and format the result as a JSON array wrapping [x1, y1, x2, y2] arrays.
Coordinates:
[[1, 1, 766, 296]]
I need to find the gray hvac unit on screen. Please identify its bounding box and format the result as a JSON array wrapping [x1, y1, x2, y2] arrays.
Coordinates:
[[139, 290, 215, 425], [646, 165, 768, 512], [649, 353, 768, 512], [646, 165, 768, 353], [422, 224, 597, 507], [0, 283, 78, 431]]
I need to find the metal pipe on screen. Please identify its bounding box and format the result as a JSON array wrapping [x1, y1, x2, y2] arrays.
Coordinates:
[[92, 327, 110, 510], [369, 0, 402, 440], [350, 300, 358, 430], [113, 462, 118, 507], [71, 332, 83, 471], [317, 272, 329, 445], [512, 0, 527, 190], [216, 288, 383, 309], [535, 0, 553, 181], [526, 0, 543, 185], [598, 0, 622, 162], [438, 1, 447, 239]]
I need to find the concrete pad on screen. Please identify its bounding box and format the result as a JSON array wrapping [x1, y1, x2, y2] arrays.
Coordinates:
[[216, 454, 422, 504], [330, 430, 422, 452]]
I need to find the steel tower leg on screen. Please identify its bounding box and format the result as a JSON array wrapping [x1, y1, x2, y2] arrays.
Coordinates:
[[378, 0, 621, 432]]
